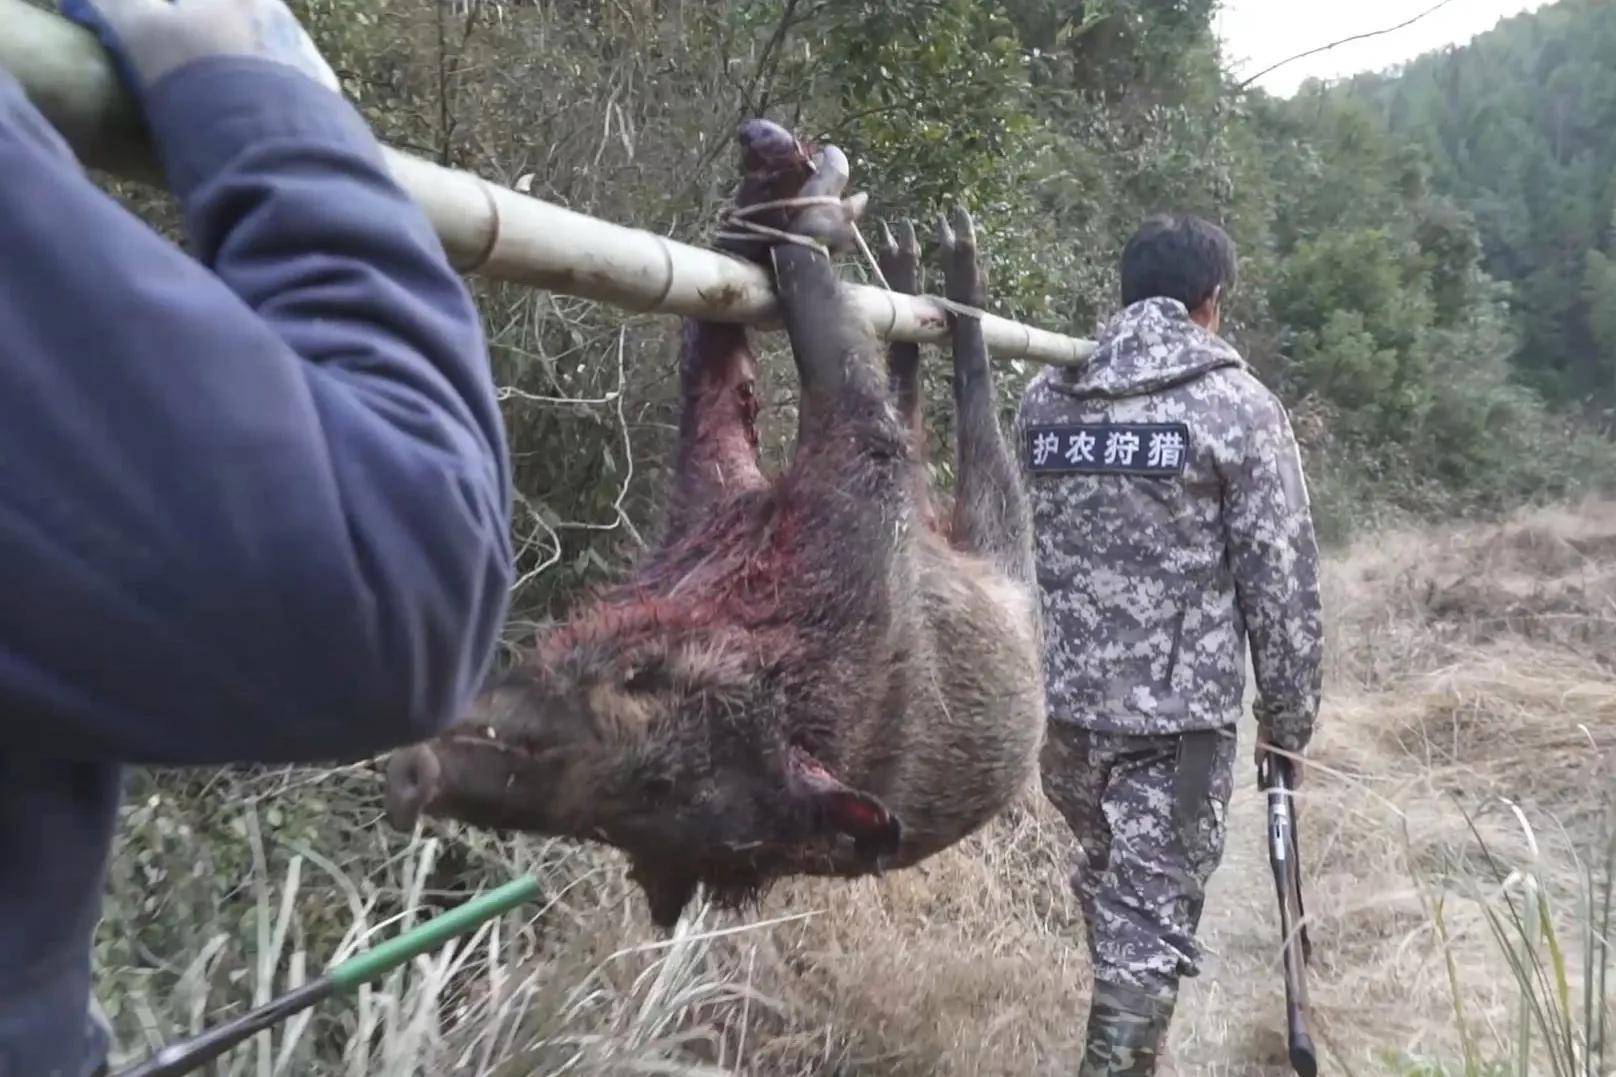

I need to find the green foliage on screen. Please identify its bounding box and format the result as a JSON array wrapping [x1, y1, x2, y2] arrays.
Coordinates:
[[1330, 0, 1616, 409], [805, 0, 1034, 212], [1273, 229, 1428, 416], [65, 0, 1616, 612], [59, 0, 1616, 606], [1249, 34, 1616, 525], [1583, 245, 1616, 399], [1414, 199, 1484, 327]]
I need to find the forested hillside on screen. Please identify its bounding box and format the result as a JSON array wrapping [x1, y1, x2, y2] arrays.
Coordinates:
[[1330, 0, 1616, 413]]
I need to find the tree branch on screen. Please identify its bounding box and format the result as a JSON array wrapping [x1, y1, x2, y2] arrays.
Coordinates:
[[1234, 0, 1459, 92]]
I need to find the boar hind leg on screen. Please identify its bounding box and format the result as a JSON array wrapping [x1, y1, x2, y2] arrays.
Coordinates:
[[877, 220, 937, 527], [662, 320, 766, 546], [937, 208, 1035, 585]]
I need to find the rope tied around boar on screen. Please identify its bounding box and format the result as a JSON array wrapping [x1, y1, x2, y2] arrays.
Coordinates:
[[715, 196, 840, 259], [715, 193, 994, 323], [717, 192, 894, 293]]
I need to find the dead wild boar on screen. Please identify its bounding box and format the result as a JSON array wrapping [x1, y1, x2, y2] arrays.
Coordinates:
[[383, 119, 1046, 928]]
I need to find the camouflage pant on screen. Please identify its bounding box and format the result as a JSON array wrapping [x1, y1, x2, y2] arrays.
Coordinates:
[[1041, 723, 1237, 997]]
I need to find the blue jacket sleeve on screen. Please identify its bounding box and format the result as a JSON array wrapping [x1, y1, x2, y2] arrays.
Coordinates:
[[0, 59, 513, 764]]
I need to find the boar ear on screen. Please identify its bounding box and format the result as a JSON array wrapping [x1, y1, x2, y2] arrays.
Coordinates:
[[786, 747, 902, 858]]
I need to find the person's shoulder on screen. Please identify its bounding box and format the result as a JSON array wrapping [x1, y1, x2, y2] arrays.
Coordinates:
[[1176, 362, 1299, 469], [1022, 365, 1059, 394], [1017, 366, 1061, 413], [1196, 362, 1289, 427]]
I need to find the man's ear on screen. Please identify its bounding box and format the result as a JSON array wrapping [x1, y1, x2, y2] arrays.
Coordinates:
[[1189, 285, 1222, 331], [786, 746, 902, 858]]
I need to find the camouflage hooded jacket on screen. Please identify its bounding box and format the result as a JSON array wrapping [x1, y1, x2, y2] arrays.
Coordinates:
[[1015, 296, 1323, 749]]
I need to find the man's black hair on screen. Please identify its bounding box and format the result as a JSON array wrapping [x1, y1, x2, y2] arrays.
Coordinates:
[[1119, 214, 1238, 310]]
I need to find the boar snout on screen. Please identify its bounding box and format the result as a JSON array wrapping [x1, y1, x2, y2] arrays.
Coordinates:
[[385, 744, 441, 832]]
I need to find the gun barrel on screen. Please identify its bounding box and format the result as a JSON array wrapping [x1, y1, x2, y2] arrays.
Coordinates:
[[1263, 760, 1318, 1077]]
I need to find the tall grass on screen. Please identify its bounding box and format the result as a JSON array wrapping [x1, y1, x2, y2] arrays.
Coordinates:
[[1416, 792, 1613, 1077]]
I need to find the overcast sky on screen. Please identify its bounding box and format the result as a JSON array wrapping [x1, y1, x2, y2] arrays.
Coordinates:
[[1216, 0, 1557, 96]]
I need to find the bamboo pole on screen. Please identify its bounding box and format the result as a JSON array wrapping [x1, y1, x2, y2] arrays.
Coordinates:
[[0, 0, 1095, 365]]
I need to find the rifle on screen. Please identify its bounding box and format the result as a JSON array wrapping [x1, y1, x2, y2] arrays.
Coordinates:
[[1260, 753, 1318, 1077]]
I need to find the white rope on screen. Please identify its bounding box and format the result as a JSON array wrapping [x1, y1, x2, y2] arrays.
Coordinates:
[[715, 194, 892, 290], [848, 222, 891, 292], [715, 195, 987, 319], [932, 295, 987, 322], [714, 196, 839, 258]]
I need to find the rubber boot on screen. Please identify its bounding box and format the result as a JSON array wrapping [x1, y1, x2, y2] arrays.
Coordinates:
[[1076, 979, 1176, 1076]]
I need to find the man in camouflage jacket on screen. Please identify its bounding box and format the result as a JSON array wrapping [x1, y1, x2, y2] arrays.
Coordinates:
[[1016, 215, 1323, 1075]]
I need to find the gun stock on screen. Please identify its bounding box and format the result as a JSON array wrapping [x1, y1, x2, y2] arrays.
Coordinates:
[[1261, 754, 1318, 1077]]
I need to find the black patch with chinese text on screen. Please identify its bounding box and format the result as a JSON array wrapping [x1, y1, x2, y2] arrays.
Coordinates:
[[1024, 422, 1191, 477]]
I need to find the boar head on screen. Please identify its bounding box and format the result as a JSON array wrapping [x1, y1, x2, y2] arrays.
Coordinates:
[[383, 612, 900, 927]]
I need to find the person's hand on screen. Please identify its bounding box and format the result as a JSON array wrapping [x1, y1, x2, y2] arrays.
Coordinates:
[[59, 0, 339, 96], [1255, 737, 1304, 790]]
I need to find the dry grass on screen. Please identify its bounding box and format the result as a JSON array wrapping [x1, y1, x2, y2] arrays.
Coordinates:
[[99, 500, 1616, 1075], [1175, 498, 1616, 1077]]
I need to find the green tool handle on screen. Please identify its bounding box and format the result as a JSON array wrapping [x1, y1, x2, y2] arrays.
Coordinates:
[[329, 874, 542, 990], [113, 875, 542, 1077]]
